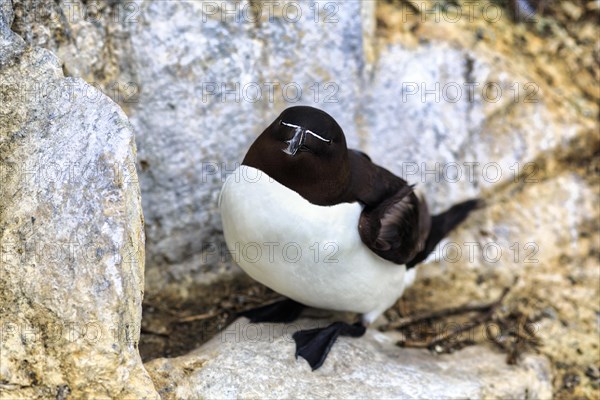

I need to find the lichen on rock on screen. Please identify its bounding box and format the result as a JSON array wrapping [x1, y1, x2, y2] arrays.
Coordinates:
[[0, 7, 158, 398]]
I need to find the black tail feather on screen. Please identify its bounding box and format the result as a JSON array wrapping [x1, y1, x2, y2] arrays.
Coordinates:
[[406, 199, 483, 269]]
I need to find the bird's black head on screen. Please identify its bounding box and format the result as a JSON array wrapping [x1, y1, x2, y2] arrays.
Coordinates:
[[274, 106, 346, 157], [242, 106, 351, 205]]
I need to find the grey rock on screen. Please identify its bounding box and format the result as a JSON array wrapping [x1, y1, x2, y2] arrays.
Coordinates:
[[252, 0, 367, 146], [126, 0, 264, 301], [363, 41, 584, 212], [0, 0, 25, 68], [0, 0, 13, 30], [0, 30, 159, 399], [126, 0, 374, 301], [4, 0, 596, 396], [124, 0, 591, 304], [5, 0, 595, 314], [9, 0, 140, 112], [145, 318, 553, 399]]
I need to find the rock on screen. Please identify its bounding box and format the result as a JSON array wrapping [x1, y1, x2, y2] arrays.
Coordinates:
[[0, 27, 158, 399], [399, 167, 599, 400], [126, 0, 264, 302], [252, 0, 367, 146], [124, 0, 375, 303], [128, 0, 597, 304], [144, 318, 553, 399], [0, 0, 25, 67], [9, 0, 595, 312], [9, 0, 140, 113], [4, 0, 598, 397], [106, 4, 598, 395], [363, 40, 574, 210]]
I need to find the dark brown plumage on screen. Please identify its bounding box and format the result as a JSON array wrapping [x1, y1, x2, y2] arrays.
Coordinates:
[[243, 105, 479, 269]]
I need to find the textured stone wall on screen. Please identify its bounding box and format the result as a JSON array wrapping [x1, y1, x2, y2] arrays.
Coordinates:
[[2, 0, 598, 398], [1, 2, 158, 398]]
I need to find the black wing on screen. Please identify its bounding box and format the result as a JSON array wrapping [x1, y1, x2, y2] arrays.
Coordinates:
[[348, 150, 480, 267], [358, 186, 429, 265], [348, 150, 430, 265]]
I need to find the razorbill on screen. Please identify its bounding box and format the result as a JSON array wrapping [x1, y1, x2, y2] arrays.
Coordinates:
[[219, 106, 480, 370]]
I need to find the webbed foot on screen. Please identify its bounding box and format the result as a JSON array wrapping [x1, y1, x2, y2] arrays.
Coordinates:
[[293, 321, 366, 370]]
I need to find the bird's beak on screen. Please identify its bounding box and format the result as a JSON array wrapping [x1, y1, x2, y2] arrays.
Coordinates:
[[282, 126, 306, 156]]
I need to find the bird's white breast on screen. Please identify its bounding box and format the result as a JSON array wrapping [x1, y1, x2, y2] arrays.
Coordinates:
[[219, 166, 412, 323]]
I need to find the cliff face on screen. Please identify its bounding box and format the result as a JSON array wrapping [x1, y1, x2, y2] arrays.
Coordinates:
[[2, 0, 598, 398]]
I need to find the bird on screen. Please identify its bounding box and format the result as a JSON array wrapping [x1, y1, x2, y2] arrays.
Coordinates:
[[219, 106, 480, 370]]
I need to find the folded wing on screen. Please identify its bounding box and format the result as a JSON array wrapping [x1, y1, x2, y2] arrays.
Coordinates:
[[348, 150, 430, 265]]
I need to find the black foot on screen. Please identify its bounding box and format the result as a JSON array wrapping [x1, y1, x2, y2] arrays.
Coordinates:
[[293, 322, 366, 370], [238, 298, 304, 323]]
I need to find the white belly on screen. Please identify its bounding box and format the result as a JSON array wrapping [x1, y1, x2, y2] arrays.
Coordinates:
[[219, 166, 412, 323]]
